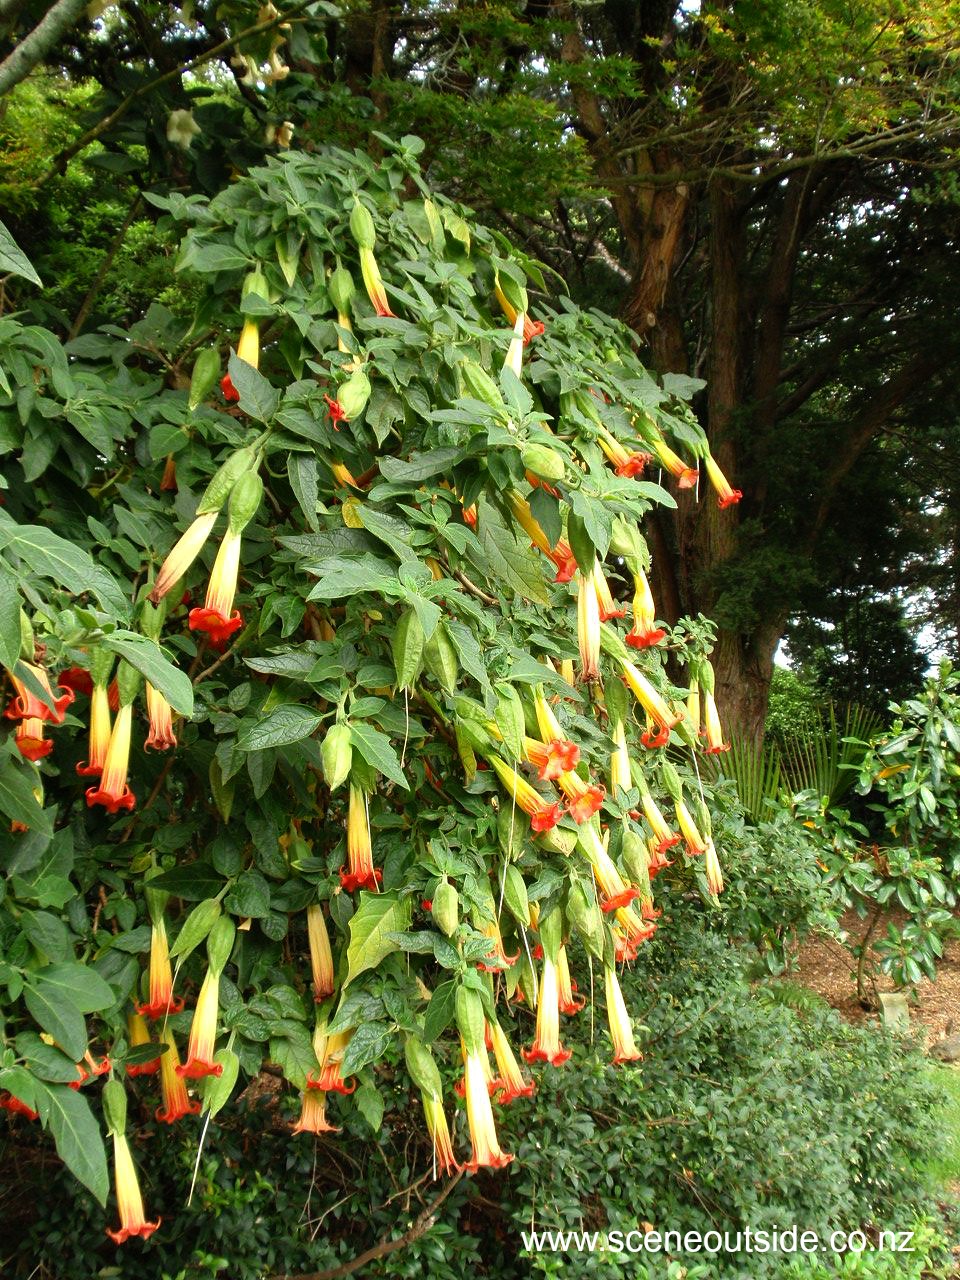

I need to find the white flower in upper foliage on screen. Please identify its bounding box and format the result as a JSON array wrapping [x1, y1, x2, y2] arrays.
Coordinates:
[[166, 109, 201, 150]]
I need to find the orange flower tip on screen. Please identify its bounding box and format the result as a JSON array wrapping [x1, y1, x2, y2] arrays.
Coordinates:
[[529, 804, 562, 833], [615, 453, 653, 478], [626, 629, 667, 649], [188, 607, 244, 646], [523, 319, 545, 345], [496, 1082, 536, 1104], [313, 984, 335, 1002], [175, 1059, 223, 1080], [145, 734, 177, 752], [85, 785, 136, 814], [718, 490, 742, 508], [559, 995, 586, 1015], [567, 787, 605, 824], [0, 1092, 39, 1120], [307, 1072, 356, 1095], [657, 834, 682, 854], [323, 394, 346, 425], [136, 996, 185, 1019], [641, 727, 671, 750], [338, 866, 383, 893], [156, 1101, 201, 1124], [127, 1059, 161, 1078], [5, 685, 75, 723], [612, 1049, 643, 1065], [106, 1220, 161, 1245], [601, 887, 641, 913], [17, 738, 53, 762], [598, 606, 627, 623], [704, 742, 731, 754], [220, 374, 240, 402], [76, 760, 104, 777], [464, 1151, 515, 1173], [59, 667, 94, 696], [552, 558, 577, 584], [522, 1046, 572, 1066], [476, 955, 519, 974], [677, 470, 699, 489]]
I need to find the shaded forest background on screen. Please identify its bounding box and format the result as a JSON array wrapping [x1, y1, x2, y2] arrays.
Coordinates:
[[3, 0, 960, 734]]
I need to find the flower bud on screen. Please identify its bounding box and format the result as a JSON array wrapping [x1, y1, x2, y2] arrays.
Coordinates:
[[336, 368, 371, 421], [431, 880, 459, 937], [227, 469, 263, 533], [349, 200, 376, 251], [321, 722, 353, 792], [189, 348, 222, 412], [328, 263, 355, 313], [197, 446, 258, 516], [460, 360, 504, 410], [404, 1034, 443, 1098], [422, 622, 459, 694], [455, 986, 486, 1055], [521, 443, 566, 483]]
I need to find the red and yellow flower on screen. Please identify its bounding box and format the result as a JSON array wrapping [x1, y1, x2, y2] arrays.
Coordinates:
[[609, 717, 632, 796], [488, 755, 562, 833], [703, 450, 742, 508], [15, 717, 51, 761], [106, 1130, 160, 1244], [702, 688, 730, 754], [156, 1028, 201, 1124], [463, 1044, 514, 1170], [189, 527, 243, 645], [176, 966, 223, 1079], [638, 779, 681, 854], [523, 954, 572, 1065], [626, 570, 666, 649], [597, 427, 652, 478], [85, 702, 136, 813], [593, 562, 626, 622], [524, 734, 580, 781], [77, 682, 111, 776], [309, 1029, 356, 1095], [5, 663, 74, 724], [125, 1013, 160, 1077], [148, 511, 218, 604], [651, 436, 699, 488], [137, 915, 183, 1020], [619, 656, 682, 749], [604, 965, 642, 1064], [704, 837, 724, 896], [558, 770, 605, 824], [221, 317, 260, 401], [292, 1088, 340, 1134], [476, 917, 519, 972], [145, 683, 177, 751], [341, 784, 382, 892], [494, 282, 545, 344], [490, 1020, 534, 1103], [557, 945, 585, 1014], [578, 566, 602, 682], [507, 492, 576, 582], [307, 904, 335, 1000], [675, 797, 708, 856], [578, 822, 638, 912], [421, 1092, 458, 1173]]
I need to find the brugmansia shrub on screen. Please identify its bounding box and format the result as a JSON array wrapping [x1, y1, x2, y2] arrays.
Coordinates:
[[0, 135, 743, 1241]]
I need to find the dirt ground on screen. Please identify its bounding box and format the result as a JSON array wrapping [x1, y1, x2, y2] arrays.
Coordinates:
[[793, 907, 960, 1047]]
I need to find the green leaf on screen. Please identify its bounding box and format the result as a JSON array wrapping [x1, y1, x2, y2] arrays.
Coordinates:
[[149, 861, 225, 900], [306, 554, 398, 600], [354, 1080, 384, 1133], [423, 979, 457, 1043], [378, 449, 464, 484], [0, 563, 21, 668], [224, 870, 271, 917], [24, 979, 87, 1059], [169, 898, 222, 960], [357, 505, 418, 562], [287, 454, 319, 531], [20, 911, 72, 962], [0, 218, 42, 286], [270, 1024, 317, 1090], [101, 630, 193, 716], [236, 704, 322, 751], [344, 892, 412, 986], [0, 522, 129, 618], [178, 241, 250, 274], [226, 353, 279, 423], [34, 1083, 109, 1205], [340, 1021, 392, 1075], [0, 757, 53, 835], [348, 722, 409, 790], [470, 500, 550, 604], [34, 962, 116, 1013], [202, 1049, 240, 1118]]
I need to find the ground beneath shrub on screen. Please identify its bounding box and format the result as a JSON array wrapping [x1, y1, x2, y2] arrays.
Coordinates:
[[793, 907, 960, 1046]]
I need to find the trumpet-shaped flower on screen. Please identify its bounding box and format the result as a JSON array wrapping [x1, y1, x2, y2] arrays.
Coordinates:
[[220, 319, 260, 401], [557, 770, 605, 824], [176, 966, 223, 1079], [523, 954, 572, 1065], [341, 785, 382, 891], [609, 718, 632, 795], [145, 683, 177, 751], [15, 717, 52, 761], [604, 965, 642, 1063], [148, 511, 218, 604], [557, 945, 585, 1014], [126, 1013, 160, 1077], [651, 436, 699, 488], [524, 734, 580, 782], [494, 283, 545, 344], [307, 904, 335, 1000], [578, 567, 602, 681], [106, 1130, 160, 1244], [463, 1047, 514, 1170], [488, 755, 561, 833], [703, 689, 730, 754], [489, 1021, 534, 1103], [675, 798, 708, 856], [597, 428, 652, 478], [578, 823, 638, 912], [189, 527, 243, 645], [77, 684, 111, 775], [359, 247, 395, 317], [4, 663, 74, 724], [703, 451, 742, 508], [619, 657, 682, 747], [156, 1028, 201, 1124], [507, 492, 576, 582], [292, 1088, 340, 1134], [626, 570, 666, 648], [638, 781, 681, 854], [593, 563, 625, 622], [0, 1091, 38, 1120], [85, 703, 136, 813], [421, 1092, 458, 1174], [310, 1029, 356, 1095], [704, 838, 724, 896], [476, 918, 519, 972], [137, 916, 184, 1019]]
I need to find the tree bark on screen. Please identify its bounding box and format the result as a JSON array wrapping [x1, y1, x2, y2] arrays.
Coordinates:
[[0, 0, 89, 96]]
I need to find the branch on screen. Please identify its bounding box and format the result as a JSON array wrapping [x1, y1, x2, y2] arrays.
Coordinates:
[[0, 0, 89, 97], [68, 193, 142, 340], [276, 1170, 465, 1280]]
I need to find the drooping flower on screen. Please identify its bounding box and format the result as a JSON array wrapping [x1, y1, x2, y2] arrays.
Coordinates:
[[77, 683, 111, 776], [421, 1092, 458, 1173], [15, 718, 52, 761], [85, 702, 136, 813], [703, 451, 742, 508], [136, 916, 184, 1020], [488, 755, 561, 833], [176, 966, 223, 1079], [476, 918, 519, 972], [638, 780, 682, 855], [489, 1021, 534, 1103], [593, 563, 626, 622], [609, 717, 632, 796], [5, 663, 74, 724], [189, 528, 243, 645], [309, 1029, 356, 1095], [126, 1013, 160, 1077], [703, 837, 724, 896], [675, 797, 708, 856], [557, 770, 605, 824], [331, 461, 359, 489], [291, 1088, 340, 1134], [507, 492, 576, 582], [220, 318, 260, 401], [463, 1046, 514, 1171], [702, 688, 730, 754], [145, 683, 177, 751], [578, 822, 638, 912], [613, 904, 658, 958], [160, 454, 178, 492], [156, 1028, 201, 1124], [651, 436, 699, 488], [494, 282, 545, 344], [686, 673, 702, 737], [524, 735, 580, 782], [166, 107, 201, 150], [359, 247, 396, 318], [523, 954, 572, 1065], [323, 393, 346, 427], [626, 570, 666, 649], [70, 1050, 111, 1090], [597, 428, 652, 478], [604, 965, 642, 1064], [578, 566, 601, 682], [619, 656, 682, 748], [148, 511, 218, 604], [340, 784, 382, 892], [307, 904, 335, 1000], [556, 945, 585, 1015], [106, 1130, 160, 1244], [58, 666, 94, 696], [0, 1091, 38, 1120]]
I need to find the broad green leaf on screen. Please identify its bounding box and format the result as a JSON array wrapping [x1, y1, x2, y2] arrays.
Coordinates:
[[270, 1024, 318, 1089], [423, 979, 457, 1043], [306, 554, 398, 600], [354, 1080, 384, 1133], [32, 962, 116, 1013], [149, 861, 225, 900], [0, 757, 53, 835], [0, 522, 128, 618], [344, 892, 412, 986], [202, 1049, 240, 1118], [470, 501, 550, 604], [236, 704, 322, 751], [0, 563, 20, 667], [0, 218, 42, 286], [34, 1083, 109, 1205], [102, 630, 193, 716], [340, 1021, 392, 1076], [287, 453, 319, 531], [24, 979, 87, 1059], [378, 449, 464, 484], [348, 722, 409, 789], [227, 352, 279, 422]]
